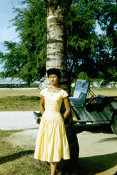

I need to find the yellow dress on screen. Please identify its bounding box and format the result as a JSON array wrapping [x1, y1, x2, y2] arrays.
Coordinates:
[[34, 88, 70, 162]]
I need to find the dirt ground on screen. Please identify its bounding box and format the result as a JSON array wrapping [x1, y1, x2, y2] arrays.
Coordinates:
[[6, 124, 117, 175], [76, 125, 117, 175]]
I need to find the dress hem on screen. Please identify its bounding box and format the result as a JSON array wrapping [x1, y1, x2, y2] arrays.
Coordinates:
[[34, 157, 70, 162]]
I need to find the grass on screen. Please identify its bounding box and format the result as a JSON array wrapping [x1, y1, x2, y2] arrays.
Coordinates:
[[0, 130, 50, 175], [90, 88, 117, 96], [0, 89, 41, 111], [0, 89, 40, 98], [0, 88, 117, 111], [0, 96, 40, 111]]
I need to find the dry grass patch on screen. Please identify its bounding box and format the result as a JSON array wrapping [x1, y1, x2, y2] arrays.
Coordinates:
[[0, 89, 40, 98], [0, 130, 50, 175], [0, 89, 41, 111], [91, 88, 117, 96], [0, 88, 117, 111], [0, 96, 40, 111]]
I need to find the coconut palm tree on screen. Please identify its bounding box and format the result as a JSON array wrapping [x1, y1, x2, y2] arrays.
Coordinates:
[[45, 0, 72, 91], [44, 0, 79, 173]]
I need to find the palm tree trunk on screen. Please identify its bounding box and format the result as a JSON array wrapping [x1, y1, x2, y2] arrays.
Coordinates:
[[45, 0, 72, 91]]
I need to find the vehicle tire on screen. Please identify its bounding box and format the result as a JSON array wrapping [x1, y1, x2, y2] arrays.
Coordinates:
[[111, 114, 117, 134]]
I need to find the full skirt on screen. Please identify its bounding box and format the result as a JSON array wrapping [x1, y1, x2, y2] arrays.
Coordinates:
[[34, 116, 70, 162]]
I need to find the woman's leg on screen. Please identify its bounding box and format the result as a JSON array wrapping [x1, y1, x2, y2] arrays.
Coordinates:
[[50, 162, 57, 175]]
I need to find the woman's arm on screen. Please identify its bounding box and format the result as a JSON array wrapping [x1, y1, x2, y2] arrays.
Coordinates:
[[63, 97, 71, 120], [40, 95, 45, 115]]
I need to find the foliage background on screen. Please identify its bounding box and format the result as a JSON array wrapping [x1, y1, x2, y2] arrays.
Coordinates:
[[0, 0, 117, 85]]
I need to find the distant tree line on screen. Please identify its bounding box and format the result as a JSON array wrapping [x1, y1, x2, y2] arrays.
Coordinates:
[[0, 0, 116, 86]]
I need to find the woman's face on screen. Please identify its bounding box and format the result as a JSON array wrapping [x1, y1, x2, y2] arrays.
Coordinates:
[[49, 74, 59, 86]]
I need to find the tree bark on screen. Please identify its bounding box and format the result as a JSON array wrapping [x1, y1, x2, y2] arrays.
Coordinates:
[[45, 0, 72, 91]]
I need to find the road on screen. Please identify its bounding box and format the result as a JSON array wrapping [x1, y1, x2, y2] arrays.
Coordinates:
[[0, 111, 38, 130]]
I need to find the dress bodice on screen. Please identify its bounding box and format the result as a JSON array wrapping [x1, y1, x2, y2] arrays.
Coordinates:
[[40, 88, 68, 119]]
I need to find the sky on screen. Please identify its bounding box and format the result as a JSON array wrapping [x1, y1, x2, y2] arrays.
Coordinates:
[[0, 0, 103, 72], [0, 0, 21, 51], [0, 0, 21, 71]]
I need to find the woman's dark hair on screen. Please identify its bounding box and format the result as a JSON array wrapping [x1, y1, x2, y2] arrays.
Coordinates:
[[47, 68, 61, 79]]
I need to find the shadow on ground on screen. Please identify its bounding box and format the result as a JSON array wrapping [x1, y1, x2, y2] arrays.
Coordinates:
[[58, 152, 117, 175], [75, 123, 113, 134], [0, 150, 33, 165], [78, 152, 117, 175]]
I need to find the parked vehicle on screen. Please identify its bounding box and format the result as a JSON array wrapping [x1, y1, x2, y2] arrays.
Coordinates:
[[34, 79, 117, 134], [70, 79, 117, 134]]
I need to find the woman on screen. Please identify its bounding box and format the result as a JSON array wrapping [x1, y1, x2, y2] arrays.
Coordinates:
[[34, 68, 71, 175]]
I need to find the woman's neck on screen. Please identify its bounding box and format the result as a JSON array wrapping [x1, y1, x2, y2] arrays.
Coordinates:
[[51, 85, 59, 89]]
